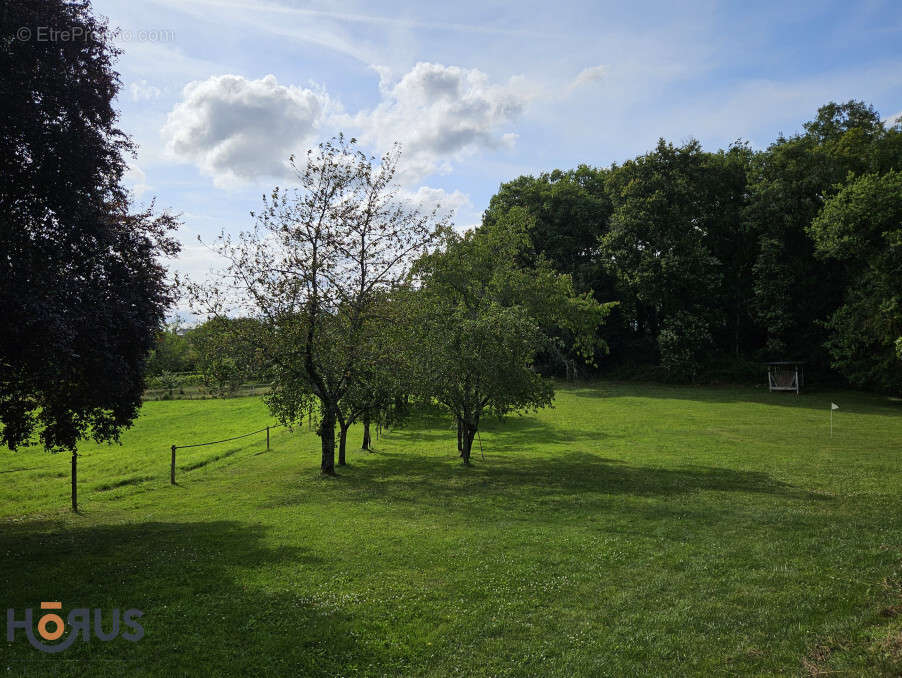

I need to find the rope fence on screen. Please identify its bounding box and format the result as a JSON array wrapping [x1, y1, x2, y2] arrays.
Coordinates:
[[170, 423, 281, 484], [167, 410, 483, 484]]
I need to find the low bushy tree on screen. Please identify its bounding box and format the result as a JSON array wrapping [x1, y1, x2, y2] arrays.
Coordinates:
[[145, 323, 197, 376], [412, 210, 613, 463]]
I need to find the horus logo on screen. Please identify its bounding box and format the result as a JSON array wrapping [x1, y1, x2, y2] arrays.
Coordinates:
[[6, 602, 144, 653]]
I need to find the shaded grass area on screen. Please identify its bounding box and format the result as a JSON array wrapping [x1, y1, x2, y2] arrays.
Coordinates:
[[1, 382, 901, 676]]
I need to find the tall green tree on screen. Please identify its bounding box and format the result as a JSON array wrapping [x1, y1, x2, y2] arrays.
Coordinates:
[[482, 167, 622, 369], [701, 143, 760, 358], [600, 139, 726, 379], [809, 170, 902, 392], [0, 0, 179, 510], [482, 167, 613, 294], [746, 101, 895, 363]]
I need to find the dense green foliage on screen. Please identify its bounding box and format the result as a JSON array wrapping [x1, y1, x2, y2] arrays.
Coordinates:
[[144, 323, 197, 376], [0, 0, 179, 459], [810, 170, 902, 393], [143, 319, 271, 398], [190, 317, 268, 396], [484, 101, 902, 391], [2, 386, 901, 675]]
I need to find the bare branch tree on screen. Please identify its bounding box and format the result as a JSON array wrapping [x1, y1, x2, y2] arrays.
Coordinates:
[[185, 135, 448, 473]]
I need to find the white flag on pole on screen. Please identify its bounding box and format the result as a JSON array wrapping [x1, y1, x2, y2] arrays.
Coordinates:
[[831, 402, 839, 410]]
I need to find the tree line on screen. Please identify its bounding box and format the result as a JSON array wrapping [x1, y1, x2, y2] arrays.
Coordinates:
[[483, 101, 902, 392]]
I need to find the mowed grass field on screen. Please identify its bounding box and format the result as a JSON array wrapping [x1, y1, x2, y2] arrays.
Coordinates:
[[1, 382, 901, 676]]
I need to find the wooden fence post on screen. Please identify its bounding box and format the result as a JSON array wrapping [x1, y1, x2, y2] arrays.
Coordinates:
[[266, 426, 270, 451], [170, 445, 177, 485], [71, 451, 78, 512]]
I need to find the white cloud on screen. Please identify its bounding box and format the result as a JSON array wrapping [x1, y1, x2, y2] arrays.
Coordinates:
[[885, 111, 902, 128], [158, 65, 534, 190], [129, 80, 162, 102], [401, 186, 472, 220], [161, 74, 330, 187], [345, 62, 533, 182], [569, 64, 609, 90]]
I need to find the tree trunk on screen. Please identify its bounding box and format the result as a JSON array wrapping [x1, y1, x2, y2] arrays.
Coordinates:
[[319, 405, 336, 475], [338, 422, 349, 466], [460, 423, 476, 465], [71, 451, 78, 512], [362, 414, 371, 451]]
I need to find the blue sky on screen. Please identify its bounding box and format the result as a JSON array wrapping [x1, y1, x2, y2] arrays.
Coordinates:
[[92, 0, 902, 288]]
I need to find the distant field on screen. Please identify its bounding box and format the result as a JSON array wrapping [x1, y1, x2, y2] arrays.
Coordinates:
[[142, 383, 271, 401], [1, 382, 901, 676]]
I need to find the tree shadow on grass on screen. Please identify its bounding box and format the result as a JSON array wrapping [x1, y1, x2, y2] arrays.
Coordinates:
[[0, 520, 380, 677], [388, 411, 616, 450], [265, 446, 831, 526]]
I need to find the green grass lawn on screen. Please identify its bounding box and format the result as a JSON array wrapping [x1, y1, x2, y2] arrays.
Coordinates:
[[2, 382, 901, 676]]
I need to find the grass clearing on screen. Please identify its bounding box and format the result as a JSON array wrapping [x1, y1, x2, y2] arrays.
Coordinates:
[[1, 382, 901, 676]]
